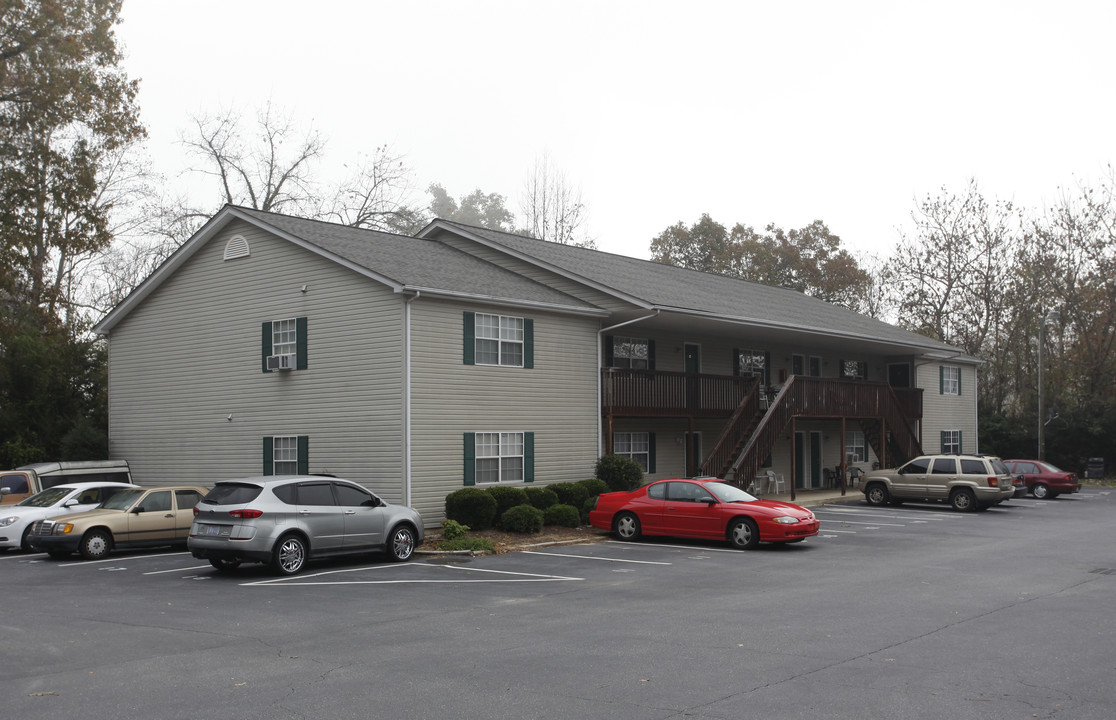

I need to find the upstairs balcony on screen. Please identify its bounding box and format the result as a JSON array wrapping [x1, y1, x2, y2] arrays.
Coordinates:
[[601, 369, 922, 420]]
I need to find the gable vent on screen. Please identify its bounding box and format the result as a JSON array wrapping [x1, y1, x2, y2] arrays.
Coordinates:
[[223, 235, 250, 260]]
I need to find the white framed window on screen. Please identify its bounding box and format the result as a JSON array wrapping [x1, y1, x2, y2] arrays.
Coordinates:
[[941, 366, 961, 395], [476, 313, 524, 367], [942, 430, 961, 454], [272, 318, 297, 357], [614, 336, 650, 369], [845, 430, 867, 463], [842, 359, 867, 379], [273, 436, 299, 475], [738, 349, 766, 378], [615, 432, 650, 471], [475, 432, 525, 483]]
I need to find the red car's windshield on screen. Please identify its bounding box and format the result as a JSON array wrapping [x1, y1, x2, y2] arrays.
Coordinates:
[[704, 481, 758, 503]]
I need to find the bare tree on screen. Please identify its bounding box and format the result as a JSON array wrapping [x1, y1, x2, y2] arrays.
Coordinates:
[[323, 145, 423, 234], [519, 154, 595, 248], [180, 101, 325, 215]]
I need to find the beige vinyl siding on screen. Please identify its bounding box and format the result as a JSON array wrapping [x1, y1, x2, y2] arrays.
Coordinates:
[[407, 297, 600, 520], [107, 220, 406, 500], [918, 362, 978, 453]]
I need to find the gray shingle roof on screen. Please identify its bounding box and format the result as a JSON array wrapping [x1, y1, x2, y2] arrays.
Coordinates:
[[233, 207, 597, 311], [432, 220, 963, 356]]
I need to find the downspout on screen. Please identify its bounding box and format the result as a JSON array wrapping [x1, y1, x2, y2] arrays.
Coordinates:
[[597, 310, 660, 457], [403, 290, 421, 506]]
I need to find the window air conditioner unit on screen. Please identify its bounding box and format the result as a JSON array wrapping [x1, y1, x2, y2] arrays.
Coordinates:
[[267, 353, 296, 371]]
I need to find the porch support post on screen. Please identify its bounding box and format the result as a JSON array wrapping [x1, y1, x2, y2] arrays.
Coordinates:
[[687, 416, 695, 476], [881, 416, 888, 469], [840, 416, 847, 496], [789, 417, 797, 502], [606, 415, 614, 455]]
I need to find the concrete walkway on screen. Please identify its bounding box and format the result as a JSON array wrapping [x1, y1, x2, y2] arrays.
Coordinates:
[[757, 486, 863, 507]]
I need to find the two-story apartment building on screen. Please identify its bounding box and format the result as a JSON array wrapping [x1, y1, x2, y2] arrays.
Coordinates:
[[94, 205, 979, 521]]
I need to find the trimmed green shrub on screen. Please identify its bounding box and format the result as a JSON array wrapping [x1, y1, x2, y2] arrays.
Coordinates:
[[486, 485, 529, 522], [441, 519, 470, 541], [436, 537, 496, 553], [501, 504, 544, 533], [525, 486, 560, 510], [544, 503, 581, 528], [445, 487, 497, 531], [548, 482, 590, 508], [596, 454, 644, 491], [577, 477, 609, 498]]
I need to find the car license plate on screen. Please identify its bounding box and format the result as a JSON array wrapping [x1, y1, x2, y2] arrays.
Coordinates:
[[204, 524, 223, 536]]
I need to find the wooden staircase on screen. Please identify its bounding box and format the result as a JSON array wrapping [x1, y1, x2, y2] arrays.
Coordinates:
[[699, 377, 923, 485]]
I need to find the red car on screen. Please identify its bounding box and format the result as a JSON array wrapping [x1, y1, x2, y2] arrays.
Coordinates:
[[588, 477, 819, 549], [1003, 460, 1082, 499]]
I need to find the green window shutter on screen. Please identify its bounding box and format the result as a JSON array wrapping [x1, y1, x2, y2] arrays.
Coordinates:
[[463, 432, 476, 486], [957, 368, 962, 396], [523, 318, 534, 369], [262, 322, 273, 373], [462, 312, 475, 365], [764, 351, 771, 385], [939, 366, 945, 394], [524, 432, 534, 482], [648, 432, 656, 474], [605, 335, 615, 366], [263, 437, 274, 476], [860, 361, 868, 380], [940, 431, 947, 453], [297, 436, 309, 474], [732, 348, 740, 376], [648, 340, 656, 370], [957, 431, 963, 454], [296, 317, 308, 370]]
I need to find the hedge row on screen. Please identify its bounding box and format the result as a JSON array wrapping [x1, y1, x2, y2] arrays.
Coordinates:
[[444, 468, 636, 532]]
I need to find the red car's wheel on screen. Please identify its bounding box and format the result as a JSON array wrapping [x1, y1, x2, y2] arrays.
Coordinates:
[[1032, 483, 1050, 499], [614, 512, 641, 541], [728, 517, 760, 549]]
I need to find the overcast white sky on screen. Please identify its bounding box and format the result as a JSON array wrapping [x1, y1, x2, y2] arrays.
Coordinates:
[[116, 0, 1116, 260]]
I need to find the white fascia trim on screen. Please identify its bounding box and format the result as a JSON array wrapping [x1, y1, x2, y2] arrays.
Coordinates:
[[419, 221, 653, 310], [654, 305, 971, 358], [93, 207, 405, 335], [400, 285, 609, 317]]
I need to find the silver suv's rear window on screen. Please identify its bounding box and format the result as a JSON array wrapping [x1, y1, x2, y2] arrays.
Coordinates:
[[203, 483, 263, 505]]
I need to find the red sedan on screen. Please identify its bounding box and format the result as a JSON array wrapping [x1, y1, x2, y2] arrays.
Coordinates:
[[1003, 460, 1082, 499], [588, 477, 819, 549]]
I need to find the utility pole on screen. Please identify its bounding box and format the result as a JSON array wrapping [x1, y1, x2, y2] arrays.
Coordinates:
[[1037, 310, 1059, 460]]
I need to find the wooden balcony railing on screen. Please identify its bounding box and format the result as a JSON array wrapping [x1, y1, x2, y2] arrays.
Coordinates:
[[601, 369, 756, 418]]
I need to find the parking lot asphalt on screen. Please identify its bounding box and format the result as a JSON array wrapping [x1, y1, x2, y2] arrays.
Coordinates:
[[3, 489, 1115, 719]]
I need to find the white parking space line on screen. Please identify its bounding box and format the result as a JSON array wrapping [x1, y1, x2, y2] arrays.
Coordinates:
[[0, 552, 42, 561], [816, 507, 961, 519], [819, 519, 905, 527], [603, 540, 744, 553], [145, 564, 211, 575], [521, 550, 671, 565], [59, 551, 192, 567], [241, 563, 583, 587], [818, 529, 858, 534]]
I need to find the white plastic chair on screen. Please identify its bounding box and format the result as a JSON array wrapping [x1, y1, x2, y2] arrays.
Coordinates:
[[766, 470, 786, 494]]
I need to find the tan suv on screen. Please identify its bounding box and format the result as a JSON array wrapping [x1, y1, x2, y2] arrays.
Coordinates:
[[27, 485, 205, 559], [861, 454, 1015, 512]]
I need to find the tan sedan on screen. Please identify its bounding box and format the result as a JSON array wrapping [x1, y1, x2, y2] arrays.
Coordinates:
[[27, 485, 206, 560]]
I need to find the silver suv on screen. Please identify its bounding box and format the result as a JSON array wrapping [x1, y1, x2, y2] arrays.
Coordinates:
[[861, 454, 1015, 512], [188, 476, 424, 575]]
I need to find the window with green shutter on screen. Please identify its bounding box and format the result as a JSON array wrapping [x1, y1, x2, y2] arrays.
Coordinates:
[[264, 435, 308, 475], [464, 312, 533, 368], [464, 431, 533, 484], [262, 317, 308, 372]]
